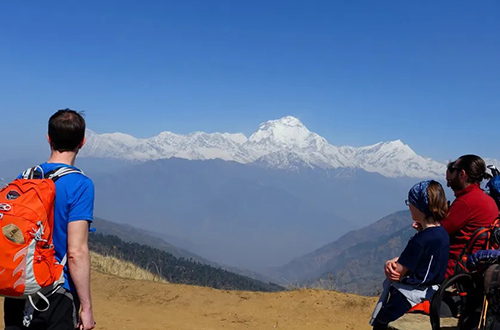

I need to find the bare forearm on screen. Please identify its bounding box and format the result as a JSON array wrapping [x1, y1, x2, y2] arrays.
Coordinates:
[[384, 258, 400, 281], [67, 220, 95, 329], [68, 247, 93, 311], [395, 262, 408, 279]]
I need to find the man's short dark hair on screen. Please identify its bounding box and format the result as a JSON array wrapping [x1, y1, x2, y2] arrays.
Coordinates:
[[455, 154, 487, 184], [48, 109, 86, 152]]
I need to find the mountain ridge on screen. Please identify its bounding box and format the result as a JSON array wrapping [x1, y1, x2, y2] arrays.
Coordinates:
[[268, 210, 412, 286], [82, 116, 483, 178], [92, 216, 276, 284]]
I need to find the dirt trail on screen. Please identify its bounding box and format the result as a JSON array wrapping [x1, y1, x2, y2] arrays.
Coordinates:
[[0, 270, 379, 330]]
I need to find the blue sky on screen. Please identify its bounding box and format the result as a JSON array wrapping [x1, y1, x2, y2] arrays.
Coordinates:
[[1, 1, 498, 162]]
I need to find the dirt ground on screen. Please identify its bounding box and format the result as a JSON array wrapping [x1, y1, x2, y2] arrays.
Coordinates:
[[0, 270, 381, 330]]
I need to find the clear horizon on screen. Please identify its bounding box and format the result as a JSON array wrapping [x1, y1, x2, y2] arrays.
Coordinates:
[[1, 1, 499, 162]]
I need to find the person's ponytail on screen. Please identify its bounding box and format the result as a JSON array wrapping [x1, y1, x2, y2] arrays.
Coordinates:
[[427, 180, 449, 222]]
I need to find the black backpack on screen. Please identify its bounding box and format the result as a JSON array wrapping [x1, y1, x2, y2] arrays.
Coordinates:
[[429, 219, 500, 330], [484, 264, 500, 321]]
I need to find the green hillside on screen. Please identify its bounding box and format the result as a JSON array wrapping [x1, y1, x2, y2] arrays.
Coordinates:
[[92, 217, 212, 264], [89, 233, 284, 292], [308, 225, 414, 295], [92, 217, 276, 284]]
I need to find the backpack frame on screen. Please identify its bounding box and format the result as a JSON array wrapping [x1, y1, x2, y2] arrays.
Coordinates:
[[429, 218, 500, 330]]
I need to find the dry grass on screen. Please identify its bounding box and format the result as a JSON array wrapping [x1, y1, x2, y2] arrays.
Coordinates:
[[0, 253, 381, 330], [90, 251, 166, 283]]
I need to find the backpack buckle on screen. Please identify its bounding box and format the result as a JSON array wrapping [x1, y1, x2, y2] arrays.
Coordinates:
[[0, 203, 11, 212]]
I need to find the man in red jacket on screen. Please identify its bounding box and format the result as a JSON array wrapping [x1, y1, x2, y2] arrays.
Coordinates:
[[442, 154, 499, 277]]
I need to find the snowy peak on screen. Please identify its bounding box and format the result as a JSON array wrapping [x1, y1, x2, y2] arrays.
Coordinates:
[[357, 140, 415, 157], [81, 117, 494, 178], [249, 116, 328, 151], [249, 116, 308, 145], [258, 115, 305, 129], [348, 139, 444, 178]]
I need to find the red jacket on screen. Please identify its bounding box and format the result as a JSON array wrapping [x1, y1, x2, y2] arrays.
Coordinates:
[[442, 183, 499, 277]]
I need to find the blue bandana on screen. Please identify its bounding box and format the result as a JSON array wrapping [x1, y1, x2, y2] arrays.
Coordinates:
[[408, 180, 432, 217]]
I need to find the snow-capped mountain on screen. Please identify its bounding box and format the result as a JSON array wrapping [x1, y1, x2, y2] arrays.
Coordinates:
[[337, 140, 446, 178], [82, 116, 484, 178], [84, 129, 250, 162]]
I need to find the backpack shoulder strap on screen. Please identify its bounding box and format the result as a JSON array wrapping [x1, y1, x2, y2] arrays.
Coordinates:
[[21, 166, 45, 179], [21, 166, 84, 181], [455, 227, 492, 273], [44, 167, 84, 182], [490, 218, 500, 249], [466, 227, 492, 254]]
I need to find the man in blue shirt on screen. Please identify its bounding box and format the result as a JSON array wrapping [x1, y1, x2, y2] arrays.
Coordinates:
[[4, 109, 96, 330]]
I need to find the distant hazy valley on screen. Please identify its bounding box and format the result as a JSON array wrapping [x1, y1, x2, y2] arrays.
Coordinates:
[[2, 116, 499, 295]]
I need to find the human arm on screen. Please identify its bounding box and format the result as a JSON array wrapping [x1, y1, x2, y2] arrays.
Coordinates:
[[440, 199, 471, 235], [392, 262, 409, 280], [412, 222, 423, 231], [67, 178, 95, 330], [396, 234, 425, 282], [68, 220, 95, 330], [384, 257, 400, 281], [384, 257, 409, 281]]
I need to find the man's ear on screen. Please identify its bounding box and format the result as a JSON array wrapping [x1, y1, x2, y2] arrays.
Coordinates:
[[78, 137, 86, 150], [47, 134, 53, 149]]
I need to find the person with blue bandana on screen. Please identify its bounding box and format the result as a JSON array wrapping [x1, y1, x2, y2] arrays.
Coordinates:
[[370, 180, 450, 330]]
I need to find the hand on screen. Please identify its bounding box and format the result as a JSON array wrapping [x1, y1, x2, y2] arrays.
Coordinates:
[[384, 258, 400, 282], [412, 222, 422, 231], [467, 250, 500, 269], [78, 309, 95, 330]]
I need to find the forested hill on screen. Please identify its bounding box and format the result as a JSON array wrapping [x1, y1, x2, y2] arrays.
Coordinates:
[[89, 233, 284, 292]]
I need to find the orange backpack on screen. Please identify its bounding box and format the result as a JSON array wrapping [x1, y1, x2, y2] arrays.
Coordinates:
[[0, 166, 82, 325]]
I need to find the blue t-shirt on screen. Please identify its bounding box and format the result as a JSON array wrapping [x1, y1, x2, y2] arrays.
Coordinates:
[[18, 162, 94, 292], [398, 226, 450, 286]]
